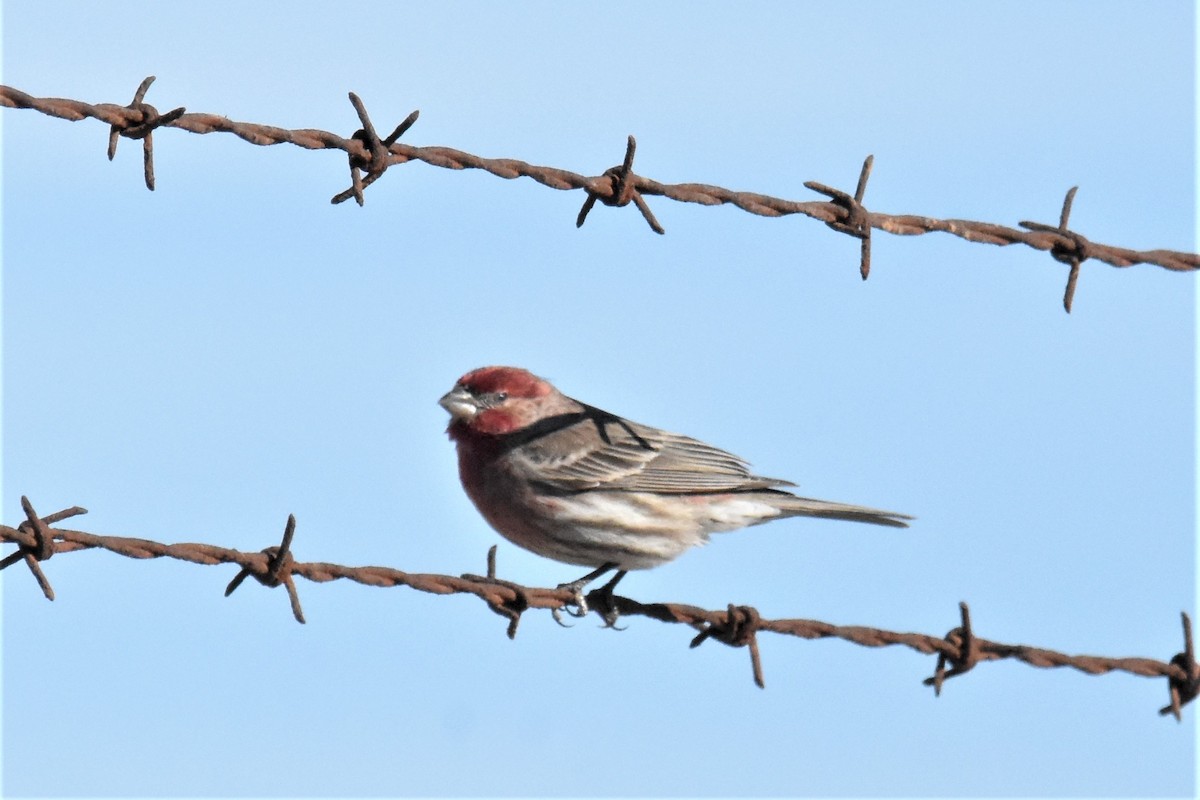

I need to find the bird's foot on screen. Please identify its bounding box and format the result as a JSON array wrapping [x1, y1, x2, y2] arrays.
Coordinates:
[[590, 570, 628, 630], [590, 594, 628, 633], [551, 577, 591, 626], [549, 563, 619, 625]]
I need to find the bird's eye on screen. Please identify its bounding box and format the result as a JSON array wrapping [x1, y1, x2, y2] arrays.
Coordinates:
[[495, 392, 508, 402]]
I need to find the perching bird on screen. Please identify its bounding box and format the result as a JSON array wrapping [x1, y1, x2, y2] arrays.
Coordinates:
[[440, 366, 911, 607]]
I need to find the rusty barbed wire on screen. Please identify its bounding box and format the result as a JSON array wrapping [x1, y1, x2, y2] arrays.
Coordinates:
[[3, 497, 1196, 718], [2, 78, 1196, 312]]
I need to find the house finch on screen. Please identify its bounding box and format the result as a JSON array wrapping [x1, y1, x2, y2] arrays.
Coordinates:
[[440, 366, 911, 607]]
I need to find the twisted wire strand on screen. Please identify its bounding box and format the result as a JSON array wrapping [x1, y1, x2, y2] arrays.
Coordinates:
[[2, 83, 1195, 277], [2, 513, 1191, 704]]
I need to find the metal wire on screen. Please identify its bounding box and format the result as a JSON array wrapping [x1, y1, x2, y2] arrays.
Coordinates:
[[2, 78, 1196, 715], [3, 498, 1196, 719], [2, 78, 1196, 312]]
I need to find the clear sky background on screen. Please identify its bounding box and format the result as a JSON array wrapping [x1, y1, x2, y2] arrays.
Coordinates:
[[1, 2, 1196, 798]]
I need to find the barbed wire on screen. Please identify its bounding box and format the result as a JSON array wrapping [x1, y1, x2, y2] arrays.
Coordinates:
[[3, 496, 1196, 719], [2, 77, 1196, 312]]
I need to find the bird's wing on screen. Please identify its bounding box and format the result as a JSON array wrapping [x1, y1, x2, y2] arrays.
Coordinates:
[[507, 403, 793, 494]]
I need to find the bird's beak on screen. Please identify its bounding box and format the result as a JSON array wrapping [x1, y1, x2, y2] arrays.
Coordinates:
[[438, 386, 479, 420]]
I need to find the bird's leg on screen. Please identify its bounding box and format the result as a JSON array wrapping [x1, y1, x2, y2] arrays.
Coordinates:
[[591, 570, 628, 629], [551, 562, 617, 624]]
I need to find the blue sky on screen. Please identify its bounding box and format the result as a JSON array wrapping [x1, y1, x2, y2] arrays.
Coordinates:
[[2, 2, 1196, 798]]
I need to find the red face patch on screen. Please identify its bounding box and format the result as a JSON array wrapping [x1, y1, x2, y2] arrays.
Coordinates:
[[458, 366, 551, 399]]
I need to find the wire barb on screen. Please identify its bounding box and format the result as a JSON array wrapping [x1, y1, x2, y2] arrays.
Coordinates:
[[923, 602, 981, 695], [105, 76, 186, 191], [223, 514, 306, 623], [1019, 186, 1092, 312], [460, 545, 531, 639], [1160, 612, 1200, 721], [805, 154, 875, 279], [2, 80, 1196, 306], [690, 603, 766, 688], [0, 498, 1193, 716], [0, 496, 85, 601], [331, 93, 419, 206], [576, 135, 664, 234]]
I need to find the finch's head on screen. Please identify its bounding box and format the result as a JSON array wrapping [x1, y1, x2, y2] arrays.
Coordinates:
[[440, 366, 564, 437]]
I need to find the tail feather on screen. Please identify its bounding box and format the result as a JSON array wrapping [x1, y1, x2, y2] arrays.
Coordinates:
[[770, 493, 912, 528]]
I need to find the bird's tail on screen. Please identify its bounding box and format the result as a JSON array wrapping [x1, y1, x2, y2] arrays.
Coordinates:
[[769, 493, 912, 528]]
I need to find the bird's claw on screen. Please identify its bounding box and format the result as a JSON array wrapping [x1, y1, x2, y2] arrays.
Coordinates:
[[553, 580, 591, 623], [551, 565, 626, 627], [589, 587, 626, 630], [599, 607, 626, 630]]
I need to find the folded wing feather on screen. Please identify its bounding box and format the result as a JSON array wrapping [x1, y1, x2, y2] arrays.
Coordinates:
[[509, 403, 795, 494]]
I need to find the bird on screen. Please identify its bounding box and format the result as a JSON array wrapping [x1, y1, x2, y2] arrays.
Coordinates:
[[440, 365, 911, 613]]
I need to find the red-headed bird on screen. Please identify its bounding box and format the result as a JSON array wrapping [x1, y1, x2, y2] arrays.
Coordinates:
[[441, 366, 911, 605]]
